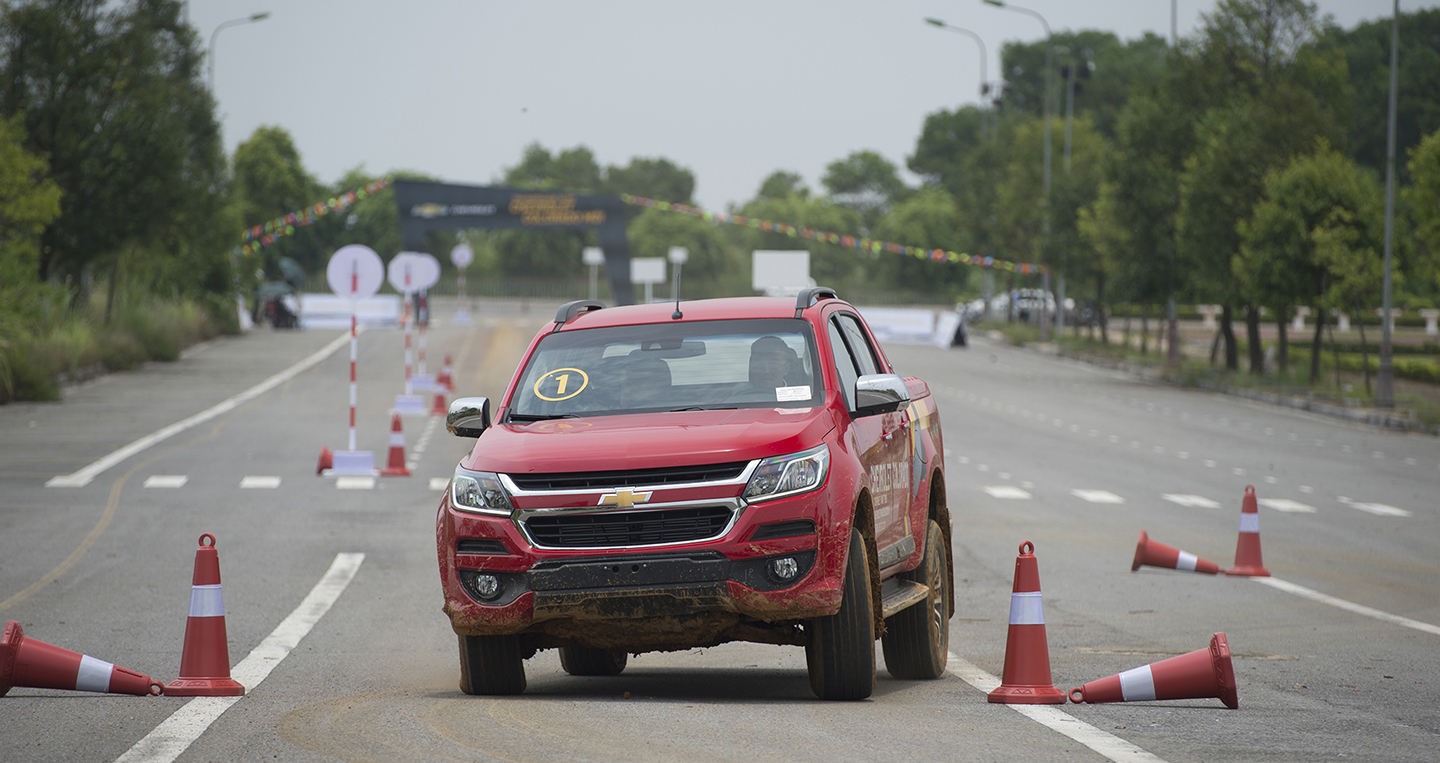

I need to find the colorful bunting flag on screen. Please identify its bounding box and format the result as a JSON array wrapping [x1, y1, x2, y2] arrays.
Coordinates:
[[237, 177, 391, 254]]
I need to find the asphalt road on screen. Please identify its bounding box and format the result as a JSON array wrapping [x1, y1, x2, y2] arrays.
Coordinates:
[[1, 299, 1436, 762]]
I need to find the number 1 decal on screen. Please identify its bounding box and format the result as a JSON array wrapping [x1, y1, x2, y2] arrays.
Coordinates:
[[534, 367, 589, 401]]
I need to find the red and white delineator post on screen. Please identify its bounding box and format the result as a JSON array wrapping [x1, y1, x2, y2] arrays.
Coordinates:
[[320, 244, 382, 476], [393, 267, 426, 416], [1, 620, 164, 697], [452, 243, 472, 325]]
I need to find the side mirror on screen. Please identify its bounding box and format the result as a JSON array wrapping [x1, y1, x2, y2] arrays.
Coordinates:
[[853, 374, 909, 417], [446, 397, 491, 438]]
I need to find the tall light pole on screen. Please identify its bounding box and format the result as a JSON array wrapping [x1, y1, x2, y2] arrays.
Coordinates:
[[924, 18, 990, 137], [983, 0, 1052, 338], [208, 12, 271, 93], [1377, 0, 1401, 407]]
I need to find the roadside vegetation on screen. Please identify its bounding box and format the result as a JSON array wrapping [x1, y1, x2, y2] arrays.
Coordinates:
[[2, 0, 1439, 405]]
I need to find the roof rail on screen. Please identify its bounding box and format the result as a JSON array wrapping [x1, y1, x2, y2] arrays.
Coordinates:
[[793, 287, 838, 318], [554, 299, 605, 327]]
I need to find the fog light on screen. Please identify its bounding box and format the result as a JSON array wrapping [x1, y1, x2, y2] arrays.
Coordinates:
[[474, 573, 500, 600], [768, 556, 800, 582]]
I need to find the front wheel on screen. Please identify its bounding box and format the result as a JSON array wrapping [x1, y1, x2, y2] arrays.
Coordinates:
[[882, 520, 950, 679], [806, 529, 876, 700], [458, 634, 526, 695], [559, 646, 627, 676]]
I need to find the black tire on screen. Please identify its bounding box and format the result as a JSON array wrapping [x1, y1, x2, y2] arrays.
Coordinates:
[[559, 646, 628, 676], [882, 520, 950, 679], [806, 529, 876, 701], [458, 634, 526, 695]]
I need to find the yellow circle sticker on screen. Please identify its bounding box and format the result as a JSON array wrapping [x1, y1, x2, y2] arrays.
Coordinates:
[[533, 367, 589, 401]]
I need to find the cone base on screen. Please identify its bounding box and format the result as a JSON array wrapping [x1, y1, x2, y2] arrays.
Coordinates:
[[987, 684, 1068, 704], [164, 677, 245, 697], [380, 464, 411, 477], [316, 447, 333, 475], [1224, 565, 1270, 577]]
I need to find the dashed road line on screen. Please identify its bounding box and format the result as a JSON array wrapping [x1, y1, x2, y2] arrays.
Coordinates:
[[946, 654, 1166, 763], [428, 477, 450, 491], [1257, 498, 1316, 513], [983, 485, 1032, 499], [143, 475, 188, 489], [115, 553, 364, 763], [1071, 489, 1124, 504], [336, 476, 375, 490], [1338, 497, 1412, 517], [1162, 494, 1220, 509], [239, 476, 281, 489], [1254, 577, 1440, 637]]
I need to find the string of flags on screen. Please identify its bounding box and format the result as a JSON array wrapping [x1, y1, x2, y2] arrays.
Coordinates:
[[238, 177, 392, 255], [621, 194, 1049, 276]]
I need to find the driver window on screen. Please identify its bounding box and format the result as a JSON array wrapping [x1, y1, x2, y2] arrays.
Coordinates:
[[827, 319, 860, 411], [837, 314, 881, 376]]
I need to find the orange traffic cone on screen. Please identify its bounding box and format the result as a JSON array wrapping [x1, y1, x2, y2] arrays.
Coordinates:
[[1131, 530, 1220, 575], [435, 353, 455, 392], [1070, 632, 1238, 709], [988, 541, 1066, 704], [1, 621, 164, 697], [380, 413, 411, 476], [165, 534, 244, 697], [1225, 485, 1270, 577], [317, 446, 333, 475], [429, 389, 448, 416]]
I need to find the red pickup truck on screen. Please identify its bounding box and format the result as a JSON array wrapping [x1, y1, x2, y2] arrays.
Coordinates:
[[437, 288, 951, 700]]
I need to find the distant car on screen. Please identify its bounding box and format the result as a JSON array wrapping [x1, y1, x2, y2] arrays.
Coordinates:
[[437, 288, 952, 700]]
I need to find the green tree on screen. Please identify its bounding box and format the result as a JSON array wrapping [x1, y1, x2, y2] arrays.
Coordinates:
[[733, 193, 865, 292], [0, 114, 62, 397], [605, 157, 695, 203], [493, 144, 603, 277], [625, 210, 741, 298], [232, 126, 325, 278], [1406, 127, 1440, 288], [870, 187, 973, 295], [995, 30, 1169, 139], [1238, 143, 1383, 381], [754, 171, 809, 202], [0, 0, 228, 306], [822, 150, 911, 232]]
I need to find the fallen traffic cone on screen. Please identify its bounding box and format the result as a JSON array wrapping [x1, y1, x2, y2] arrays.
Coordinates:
[[1131, 530, 1220, 575], [1225, 485, 1270, 577], [165, 533, 244, 697], [429, 389, 448, 416], [436, 353, 455, 392], [317, 446, 333, 475], [988, 541, 1067, 704], [1069, 632, 1239, 709], [380, 413, 411, 476], [1, 620, 164, 697]]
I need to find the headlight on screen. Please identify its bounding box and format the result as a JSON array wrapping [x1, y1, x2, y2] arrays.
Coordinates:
[[451, 467, 514, 516], [743, 444, 829, 502]]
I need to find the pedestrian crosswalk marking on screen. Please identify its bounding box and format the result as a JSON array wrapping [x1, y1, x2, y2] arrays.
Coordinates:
[[239, 476, 281, 489], [1162, 494, 1220, 509], [983, 485, 1032, 499], [143, 475, 188, 489], [1258, 498, 1315, 513], [1071, 489, 1124, 504]]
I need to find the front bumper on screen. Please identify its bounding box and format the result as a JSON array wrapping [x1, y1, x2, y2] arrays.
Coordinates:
[[436, 486, 848, 649]]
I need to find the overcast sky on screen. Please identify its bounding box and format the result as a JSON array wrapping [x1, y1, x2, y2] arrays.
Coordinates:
[[188, 0, 1422, 211]]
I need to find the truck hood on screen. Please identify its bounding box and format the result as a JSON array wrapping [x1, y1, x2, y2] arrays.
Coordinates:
[[462, 407, 836, 475]]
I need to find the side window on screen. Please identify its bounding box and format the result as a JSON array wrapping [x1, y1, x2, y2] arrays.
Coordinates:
[[827, 319, 860, 411], [838, 314, 881, 376]]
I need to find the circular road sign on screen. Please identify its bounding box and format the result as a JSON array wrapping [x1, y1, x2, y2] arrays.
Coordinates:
[[326, 244, 384, 298], [388, 251, 441, 294], [451, 243, 474, 268]]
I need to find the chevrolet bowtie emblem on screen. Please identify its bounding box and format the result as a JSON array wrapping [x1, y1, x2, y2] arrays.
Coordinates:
[[597, 489, 653, 508]]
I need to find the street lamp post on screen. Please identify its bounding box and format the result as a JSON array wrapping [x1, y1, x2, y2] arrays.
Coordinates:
[[923, 18, 990, 137], [983, 0, 1052, 338], [208, 12, 271, 93]]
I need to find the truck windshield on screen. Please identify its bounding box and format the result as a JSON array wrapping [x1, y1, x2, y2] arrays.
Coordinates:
[[510, 319, 824, 418]]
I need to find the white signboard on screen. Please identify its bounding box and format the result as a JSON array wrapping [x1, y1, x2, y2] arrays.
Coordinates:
[[451, 243, 473, 268], [630, 257, 667, 284], [752, 250, 812, 295], [327, 244, 384, 298], [387, 251, 441, 294]]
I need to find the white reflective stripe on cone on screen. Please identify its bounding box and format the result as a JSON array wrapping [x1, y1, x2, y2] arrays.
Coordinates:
[[189, 584, 226, 617], [1118, 664, 1157, 701], [1177, 551, 1198, 571], [1008, 591, 1045, 625], [389, 432, 404, 446], [76, 654, 114, 692], [1239, 514, 1260, 533]]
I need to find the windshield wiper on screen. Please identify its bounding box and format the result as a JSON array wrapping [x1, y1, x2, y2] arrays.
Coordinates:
[[669, 406, 737, 412], [508, 413, 582, 422]]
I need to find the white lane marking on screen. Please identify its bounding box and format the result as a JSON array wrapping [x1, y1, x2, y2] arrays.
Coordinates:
[[1203, 460, 1217, 468], [336, 476, 375, 490], [1338, 497, 1412, 517], [956, 455, 970, 465], [143, 475, 188, 489], [116, 553, 364, 763], [1177, 451, 1189, 460], [946, 654, 1166, 763], [999, 472, 1012, 480], [977, 464, 990, 473], [48, 332, 354, 487], [1071, 489, 1125, 504], [1020, 481, 1035, 489], [1263, 476, 1278, 484], [1108, 435, 1120, 444], [983, 485, 1032, 499], [1152, 446, 1164, 454], [1232, 467, 1246, 476], [1298, 485, 1314, 493], [428, 477, 449, 491], [1257, 498, 1316, 513], [239, 476, 281, 489], [1162, 494, 1221, 509], [1254, 577, 1440, 637]]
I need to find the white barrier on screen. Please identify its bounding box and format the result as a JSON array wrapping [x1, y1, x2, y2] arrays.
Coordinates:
[[300, 293, 402, 330]]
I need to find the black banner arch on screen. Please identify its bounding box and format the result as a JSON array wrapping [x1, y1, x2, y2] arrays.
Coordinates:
[[393, 180, 635, 305]]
